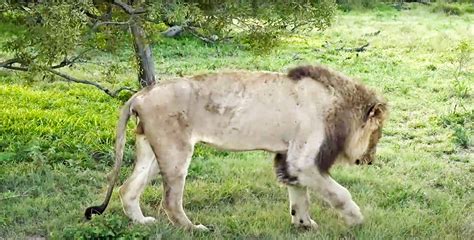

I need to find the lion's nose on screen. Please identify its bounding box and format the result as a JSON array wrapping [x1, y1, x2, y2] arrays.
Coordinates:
[[368, 161, 373, 165], [355, 159, 361, 165]]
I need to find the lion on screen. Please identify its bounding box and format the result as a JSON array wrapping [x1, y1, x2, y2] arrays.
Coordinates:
[[85, 65, 388, 231]]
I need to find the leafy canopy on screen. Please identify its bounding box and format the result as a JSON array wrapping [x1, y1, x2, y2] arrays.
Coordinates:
[[1, 0, 336, 91]]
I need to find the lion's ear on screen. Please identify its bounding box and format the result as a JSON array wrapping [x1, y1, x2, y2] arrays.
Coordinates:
[[366, 103, 386, 123]]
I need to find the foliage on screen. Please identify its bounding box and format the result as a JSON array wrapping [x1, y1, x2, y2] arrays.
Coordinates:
[[192, 0, 336, 51], [436, 40, 473, 149], [451, 40, 472, 99], [3, 2, 91, 65], [438, 110, 473, 149], [431, 1, 474, 15], [60, 215, 151, 239], [452, 125, 470, 148], [0, 0, 336, 91], [337, 0, 385, 11]]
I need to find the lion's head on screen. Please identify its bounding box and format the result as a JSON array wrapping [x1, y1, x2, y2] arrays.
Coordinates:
[[345, 103, 387, 166]]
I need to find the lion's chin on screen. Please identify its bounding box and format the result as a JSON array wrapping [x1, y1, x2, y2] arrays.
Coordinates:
[[334, 154, 352, 166]]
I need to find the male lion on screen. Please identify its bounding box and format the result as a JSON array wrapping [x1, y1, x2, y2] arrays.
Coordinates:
[[85, 65, 388, 231]]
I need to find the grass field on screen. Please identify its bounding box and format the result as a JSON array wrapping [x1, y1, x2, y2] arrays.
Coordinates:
[[1, 4, 473, 239]]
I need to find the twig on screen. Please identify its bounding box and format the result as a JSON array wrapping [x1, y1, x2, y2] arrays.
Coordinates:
[[0, 190, 30, 201], [352, 43, 370, 52], [92, 19, 132, 30], [364, 30, 381, 37], [337, 43, 370, 52], [51, 49, 94, 69], [289, 19, 316, 32], [186, 28, 217, 44], [1, 58, 21, 65], [112, 0, 146, 15], [2, 48, 93, 71], [110, 86, 138, 96], [0, 58, 28, 71]]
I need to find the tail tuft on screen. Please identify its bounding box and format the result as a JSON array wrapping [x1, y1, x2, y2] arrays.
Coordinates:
[[84, 204, 106, 220]]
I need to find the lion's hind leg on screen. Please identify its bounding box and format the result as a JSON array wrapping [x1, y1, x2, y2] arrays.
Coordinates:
[[149, 137, 208, 231], [119, 133, 160, 224]]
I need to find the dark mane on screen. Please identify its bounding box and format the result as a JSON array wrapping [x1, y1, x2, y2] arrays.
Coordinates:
[[316, 108, 351, 173], [288, 65, 335, 81], [288, 65, 357, 92]]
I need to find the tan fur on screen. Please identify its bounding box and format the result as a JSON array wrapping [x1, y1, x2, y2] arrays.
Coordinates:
[[85, 65, 388, 230]]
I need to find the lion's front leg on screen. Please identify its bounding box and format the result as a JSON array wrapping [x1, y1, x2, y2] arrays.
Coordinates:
[[288, 185, 318, 229], [279, 132, 324, 229], [299, 171, 363, 226]]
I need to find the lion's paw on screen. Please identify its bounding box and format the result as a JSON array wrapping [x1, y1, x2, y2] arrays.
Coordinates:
[[293, 218, 319, 230], [193, 224, 210, 231], [136, 216, 156, 224]]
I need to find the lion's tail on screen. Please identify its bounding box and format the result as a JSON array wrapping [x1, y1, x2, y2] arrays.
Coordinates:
[[84, 95, 136, 220]]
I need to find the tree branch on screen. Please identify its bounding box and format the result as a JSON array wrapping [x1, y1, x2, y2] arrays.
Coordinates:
[[0, 58, 28, 71], [51, 49, 94, 69], [333, 43, 370, 52], [92, 19, 132, 30], [2, 48, 93, 72], [1, 59, 136, 97], [347, 43, 370, 52], [1, 58, 21, 65], [187, 29, 218, 44], [289, 20, 315, 32], [112, 0, 146, 15], [84, 10, 100, 20], [1, 65, 29, 71], [47, 69, 137, 97]]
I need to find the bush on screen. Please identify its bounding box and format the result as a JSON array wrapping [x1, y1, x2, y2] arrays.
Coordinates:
[[337, 0, 400, 11], [431, 1, 474, 15], [438, 110, 473, 149]]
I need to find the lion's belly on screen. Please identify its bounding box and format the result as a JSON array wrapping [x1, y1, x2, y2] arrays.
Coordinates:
[[192, 116, 295, 152]]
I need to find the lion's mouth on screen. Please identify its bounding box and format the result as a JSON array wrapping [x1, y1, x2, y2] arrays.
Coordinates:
[[355, 159, 373, 165]]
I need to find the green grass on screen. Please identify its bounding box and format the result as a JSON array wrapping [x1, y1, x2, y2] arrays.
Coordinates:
[[1, 5, 473, 239]]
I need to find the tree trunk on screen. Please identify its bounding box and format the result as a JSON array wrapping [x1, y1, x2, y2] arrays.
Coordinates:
[[130, 22, 156, 87]]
